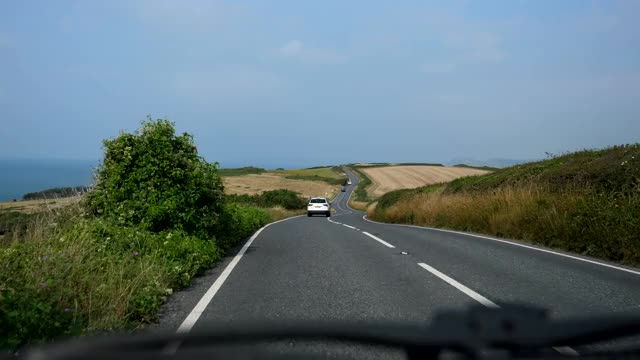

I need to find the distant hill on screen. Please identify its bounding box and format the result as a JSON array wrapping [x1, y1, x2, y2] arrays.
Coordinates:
[[446, 158, 532, 168]]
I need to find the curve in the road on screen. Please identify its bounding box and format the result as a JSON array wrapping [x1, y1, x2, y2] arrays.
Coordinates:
[[169, 165, 640, 356]]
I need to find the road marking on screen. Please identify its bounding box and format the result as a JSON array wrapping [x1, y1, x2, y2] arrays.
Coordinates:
[[363, 215, 640, 277], [327, 217, 342, 225], [343, 224, 357, 230], [176, 216, 303, 334], [362, 231, 395, 248], [416, 262, 578, 355], [417, 263, 498, 308]]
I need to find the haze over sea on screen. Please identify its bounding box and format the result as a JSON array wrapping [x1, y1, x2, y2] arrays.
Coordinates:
[[0, 159, 98, 201], [0, 158, 307, 202]]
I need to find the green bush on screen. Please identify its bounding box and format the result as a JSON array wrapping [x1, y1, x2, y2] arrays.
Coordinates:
[[1, 118, 276, 350], [0, 211, 37, 236], [226, 189, 307, 210], [0, 207, 223, 349], [85, 118, 225, 238], [217, 204, 270, 249]]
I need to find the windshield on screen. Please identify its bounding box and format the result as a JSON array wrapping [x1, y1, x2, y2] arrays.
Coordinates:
[[1, 1, 639, 358]]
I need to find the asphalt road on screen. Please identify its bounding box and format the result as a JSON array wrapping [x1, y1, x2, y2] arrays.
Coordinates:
[[174, 168, 640, 358]]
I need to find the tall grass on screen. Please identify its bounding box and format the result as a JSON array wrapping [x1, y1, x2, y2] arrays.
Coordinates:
[[370, 145, 640, 265], [264, 207, 306, 221], [0, 201, 272, 349]]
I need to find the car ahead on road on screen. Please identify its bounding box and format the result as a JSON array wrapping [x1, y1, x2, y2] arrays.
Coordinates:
[[347, 179, 352, 185], [341, 187, 346, 192], [307, 197, 331, 217]]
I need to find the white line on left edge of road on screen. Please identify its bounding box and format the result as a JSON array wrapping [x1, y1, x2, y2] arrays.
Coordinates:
[[342, 224, 357, 230], [362, 231, 396, 248], [176, 215, 303, 334], [416, 262, 579, 355]]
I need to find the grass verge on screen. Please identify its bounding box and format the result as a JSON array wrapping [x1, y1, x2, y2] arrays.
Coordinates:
[[265, 207, 306, 221], [369, 144, 640, 265], [0, 202, 271, 350], [347, 166, 373, 203]]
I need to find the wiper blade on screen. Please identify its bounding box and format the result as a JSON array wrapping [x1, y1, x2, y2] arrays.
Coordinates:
[[22, 304, 640, 360], [428, 303, 640, 350]]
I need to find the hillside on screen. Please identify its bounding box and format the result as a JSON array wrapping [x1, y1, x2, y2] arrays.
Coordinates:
[[360, 165, 490, 198], [370, 144, 640, 265], [222, 166, 346, 199]]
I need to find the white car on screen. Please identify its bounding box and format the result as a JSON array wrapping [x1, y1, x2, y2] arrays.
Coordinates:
[[347, 179, 352, 185], [307, 197, 331, 217]]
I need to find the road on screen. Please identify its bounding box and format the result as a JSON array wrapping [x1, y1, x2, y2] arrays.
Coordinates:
[[174, 168, 640, 357]]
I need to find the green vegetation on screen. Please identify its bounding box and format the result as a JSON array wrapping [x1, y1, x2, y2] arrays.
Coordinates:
[[226, 189, 308, 210], [84, 118, 225, 239], [0, 118, 273, 350], [0, 211, 36, 236], [272, 166, 347, 186], [452, 164, 500, 171], [348, 166, 373, 202], [218, 166, 266, 176], [370, 144, 640, 265], [23, 186, 91, 200]]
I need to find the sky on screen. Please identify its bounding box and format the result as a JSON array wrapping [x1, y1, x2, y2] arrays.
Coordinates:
[[1, 0, 639, 168]]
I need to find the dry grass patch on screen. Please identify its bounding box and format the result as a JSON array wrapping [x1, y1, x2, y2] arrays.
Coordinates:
[[223, 174, 339, 198], [348, 200, 369, 211], [0, 197, 80, 214], [264, 207, 306, 221], [370, 183, 640, 265], [362, 166, 489, 198]]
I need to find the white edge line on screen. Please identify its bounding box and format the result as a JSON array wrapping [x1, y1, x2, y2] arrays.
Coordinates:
[[417, 262, 498, 308], [362, 231, 395, 248], [342, 224, 356, 230], [176, 215, 304, 334], [363, 215, 640, 276]]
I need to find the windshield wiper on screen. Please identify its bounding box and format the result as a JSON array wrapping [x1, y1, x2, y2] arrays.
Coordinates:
[[20, 303, 640, 360]]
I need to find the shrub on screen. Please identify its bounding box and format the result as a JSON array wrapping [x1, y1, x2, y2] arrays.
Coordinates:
[[0, 211, 37, 236], [85, 118, 224, 239], [226, 189, 307, 210], [217, 204, 270, 249], [0, 205, 223, 349]]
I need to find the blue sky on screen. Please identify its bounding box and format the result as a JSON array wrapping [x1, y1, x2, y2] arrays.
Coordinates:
[[1, 0, 639, 168]]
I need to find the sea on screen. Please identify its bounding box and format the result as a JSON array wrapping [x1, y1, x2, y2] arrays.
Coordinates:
[[0, 158, 309, 202], [0, 158, 98, 201]]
